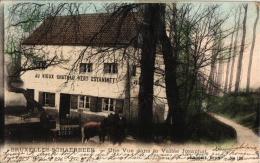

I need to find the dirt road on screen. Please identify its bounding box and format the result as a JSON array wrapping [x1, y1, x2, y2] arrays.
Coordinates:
[[210, 113, 259, 145]]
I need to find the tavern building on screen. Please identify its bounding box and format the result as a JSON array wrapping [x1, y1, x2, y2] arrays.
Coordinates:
[[21, 13, 167, 122]]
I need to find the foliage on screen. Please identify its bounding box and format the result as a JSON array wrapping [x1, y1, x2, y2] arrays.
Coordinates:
[[165, 4, 232, 119], [185, 112, 237, 142], [207, 92, 260, 133]]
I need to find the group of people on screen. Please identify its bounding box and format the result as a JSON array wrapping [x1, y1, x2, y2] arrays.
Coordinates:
[[81, 112, 127, 144]]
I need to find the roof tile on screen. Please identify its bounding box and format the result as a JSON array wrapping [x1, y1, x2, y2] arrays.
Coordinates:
[[22, 13, 142, 47]]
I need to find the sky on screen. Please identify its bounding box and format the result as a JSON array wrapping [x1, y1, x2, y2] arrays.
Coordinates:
[[219, 2, 260, 90], [176, 2, 260, 91]]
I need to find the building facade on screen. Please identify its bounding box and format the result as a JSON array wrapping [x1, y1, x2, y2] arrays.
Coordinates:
[[21, 13, 167, 122]]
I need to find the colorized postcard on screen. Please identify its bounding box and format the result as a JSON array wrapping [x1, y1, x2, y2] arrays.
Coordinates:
[[0, 0, 260, 162]]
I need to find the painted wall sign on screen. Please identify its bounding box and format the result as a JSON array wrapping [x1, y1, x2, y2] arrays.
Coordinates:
[[34, 73, 117, 83]]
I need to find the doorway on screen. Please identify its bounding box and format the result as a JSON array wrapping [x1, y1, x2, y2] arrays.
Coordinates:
[[59, 94, 71, 122]]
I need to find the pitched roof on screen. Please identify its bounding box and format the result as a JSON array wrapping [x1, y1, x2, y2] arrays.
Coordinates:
[[22, 13, 141, 47]]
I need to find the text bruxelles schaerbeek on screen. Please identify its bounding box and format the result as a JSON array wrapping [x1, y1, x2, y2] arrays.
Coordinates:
[[35, 73, 117, 84]]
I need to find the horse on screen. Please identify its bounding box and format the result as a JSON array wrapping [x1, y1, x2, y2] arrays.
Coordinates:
[[80, 114, 127, 144], [81, 121, 105, 143]]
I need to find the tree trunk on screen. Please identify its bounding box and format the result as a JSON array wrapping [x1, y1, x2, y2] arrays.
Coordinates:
[[235, 4, 248, 93], [224, 22, 236, 92], [229, 7, 242, 92], [158, 4, 185, 140], [216, 61, 224, 94], [138, 4, 160, 141], [208, 55, 217, 95], [0, 4, 4, 144], [125, 52, 131, 120], [246, 5, 259, 92], [207, 31, 218, 95]]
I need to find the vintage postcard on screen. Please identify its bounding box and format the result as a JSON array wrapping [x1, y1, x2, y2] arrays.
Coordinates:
[[0, 0, 260, 162]]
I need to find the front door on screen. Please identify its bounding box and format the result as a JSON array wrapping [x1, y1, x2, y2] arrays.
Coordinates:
[[27, 89, 34, 111], [59, 94, 71, 122]]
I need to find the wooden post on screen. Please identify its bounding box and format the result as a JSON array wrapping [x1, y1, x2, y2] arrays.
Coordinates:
[[0, 2, 4, 144]]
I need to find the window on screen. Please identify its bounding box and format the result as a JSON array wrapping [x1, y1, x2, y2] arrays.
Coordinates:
[[27, 89, 34, 110], [33, 60, 46, 69], [104, 63, 118, 74], [70, 95, 91, 111], [79, 63, 93, 73], [102, 98, 118, 112], [86, 97, 91, 109], [79, 95, 91, 110], [42, 92, 55, 107], [79, 96, 84, 108]]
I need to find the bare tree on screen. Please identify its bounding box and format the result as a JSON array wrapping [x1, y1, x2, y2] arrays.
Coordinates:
[[159, 4, 233, 140], [246, 4, 259, 92], [137, 4, 162, 140], [6, 3, 80, 114], [224, 12, 237, 93], [207, 28, 222, 95], [216, 33, 224, 94], [235, 4, 248, 93], [229, 7, 242, 92]]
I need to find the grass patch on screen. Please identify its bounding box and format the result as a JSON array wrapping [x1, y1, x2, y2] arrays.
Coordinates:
[[184, 112, 237, 143], [126, 111, 237, 143], [208, 93, 260, 135]]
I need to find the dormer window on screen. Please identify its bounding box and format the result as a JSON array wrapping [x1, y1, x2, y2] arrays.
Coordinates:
[[79, 63, 93, 73], [33, 60, 47, 69], [104, 63, 118, 74]]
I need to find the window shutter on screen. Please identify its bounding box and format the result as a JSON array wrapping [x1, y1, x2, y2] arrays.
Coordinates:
[[49, 93, 55, 107], [90, 96, 97, 112], [70, 95, 78, 109], [115, 99, 124, 113], [39, 92, 44, 105], [96, 97, 102, 112]]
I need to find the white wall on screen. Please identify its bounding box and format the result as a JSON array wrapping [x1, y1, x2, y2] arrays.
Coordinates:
[[21, 45, 131, 99], [20, 45, 168, 120]]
